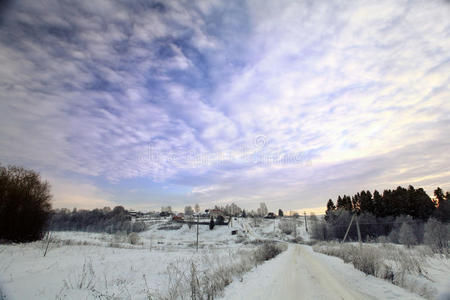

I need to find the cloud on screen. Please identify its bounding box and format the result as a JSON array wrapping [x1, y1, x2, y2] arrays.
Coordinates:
[[0, 0, 449, 211]]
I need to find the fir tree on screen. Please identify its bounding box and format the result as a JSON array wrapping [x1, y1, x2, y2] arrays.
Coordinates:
[[336, 196, 344, 209], [325, 199, 336, 221]]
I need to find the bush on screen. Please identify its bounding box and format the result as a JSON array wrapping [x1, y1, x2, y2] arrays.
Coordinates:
[[424, 218, 449, 254], [128, 232, 140, 245], [157, 223, 182, 230], [0, 164, 52, 242], [131, 221, 147, 233], [311, 220, 328, 240], [290, 236, 303, 243], [113, 231, 127, 243], [398, 222, 418, 247], [255, 242, 286, 262], [279, 220, 295, 235]]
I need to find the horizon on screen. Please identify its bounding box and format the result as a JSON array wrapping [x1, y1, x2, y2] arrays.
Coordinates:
[[1, 0, 449, 213]]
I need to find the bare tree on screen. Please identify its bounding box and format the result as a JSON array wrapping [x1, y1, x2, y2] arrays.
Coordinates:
[[184, 206, 194, 216], [161, 206, 172, 214], [260, 203, 268, 217], [398, 222, 417, 247], [0, 164, 52, 242], [194, 203, 200, 213], [424, 218, 449, 253]]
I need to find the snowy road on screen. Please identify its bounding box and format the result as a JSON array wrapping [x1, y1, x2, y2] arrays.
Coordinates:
[[222, 244, 423, 300]]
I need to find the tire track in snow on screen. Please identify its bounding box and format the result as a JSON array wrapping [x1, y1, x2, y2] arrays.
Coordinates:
[[294, 245, 374, 299], [224, 244, 373, 300]]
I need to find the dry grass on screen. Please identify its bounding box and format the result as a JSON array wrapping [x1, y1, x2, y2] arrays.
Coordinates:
[[313, 242, 438, 299], [161, 241, 287, 300]]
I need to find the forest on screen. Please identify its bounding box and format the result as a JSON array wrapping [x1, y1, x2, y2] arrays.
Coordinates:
[[311, 186, 449, 250]]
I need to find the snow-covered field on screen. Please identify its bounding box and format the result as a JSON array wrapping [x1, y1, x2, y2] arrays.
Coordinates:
[[1, 217, 448, 299], [0, 218, 290, 299]]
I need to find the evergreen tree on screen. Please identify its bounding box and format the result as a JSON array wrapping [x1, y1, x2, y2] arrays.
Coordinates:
[[410, 187, 435, 220], [373, 190, 383, 217], [209, 217, 215, 230], [434, 187, 445, 204], [326, 199, 336, 211], [359, 190, 374, 214], [325, 199, 336, 222], [343, 195, 352, 211], [434, 188, 450, 222], [336, 196, 344, 209], [352, 193, 361, 212]]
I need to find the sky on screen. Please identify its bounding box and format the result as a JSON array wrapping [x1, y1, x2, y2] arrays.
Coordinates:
[[0, 0, 449, 213]]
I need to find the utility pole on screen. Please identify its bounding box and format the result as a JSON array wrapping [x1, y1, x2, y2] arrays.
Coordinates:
[[304, 212, 308, 232], [196, 214, 199, 252], [355, 214, 362, 249], [293, 218, 297, 238], [342, 214, 355, 243], [341, 211, 362, 246]]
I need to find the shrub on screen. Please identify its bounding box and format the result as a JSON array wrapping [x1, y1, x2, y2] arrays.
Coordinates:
[[290, 236, 303, 243], [388, 228, 399, 243], [113, 231, 127, 243], [128, 232, 140, 245], [424, 218, 449, 254], [131, 221, 146, 233], [311, 220, 328, 240], [254, 242, 286, 262], [158, 223, 182, 230], [0, 164, 52, 242], [352, 247, 381, 276], [398, 222, 418, 247], [279, 220, 295, 235]]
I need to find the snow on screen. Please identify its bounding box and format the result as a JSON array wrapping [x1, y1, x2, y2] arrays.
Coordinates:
[[0, 221, 252, 299], [1, 217, 448, 299], [0, 241, 252, 299], [222, 244, 424, 300]]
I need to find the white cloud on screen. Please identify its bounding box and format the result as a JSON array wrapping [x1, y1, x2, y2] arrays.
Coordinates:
[[0, 0, 449, 210]]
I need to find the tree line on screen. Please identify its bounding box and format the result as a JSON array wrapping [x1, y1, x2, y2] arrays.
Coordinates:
[[325, 185, 449, 222], [49, 206, 147, 233], [311, 185, 449, 251]]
